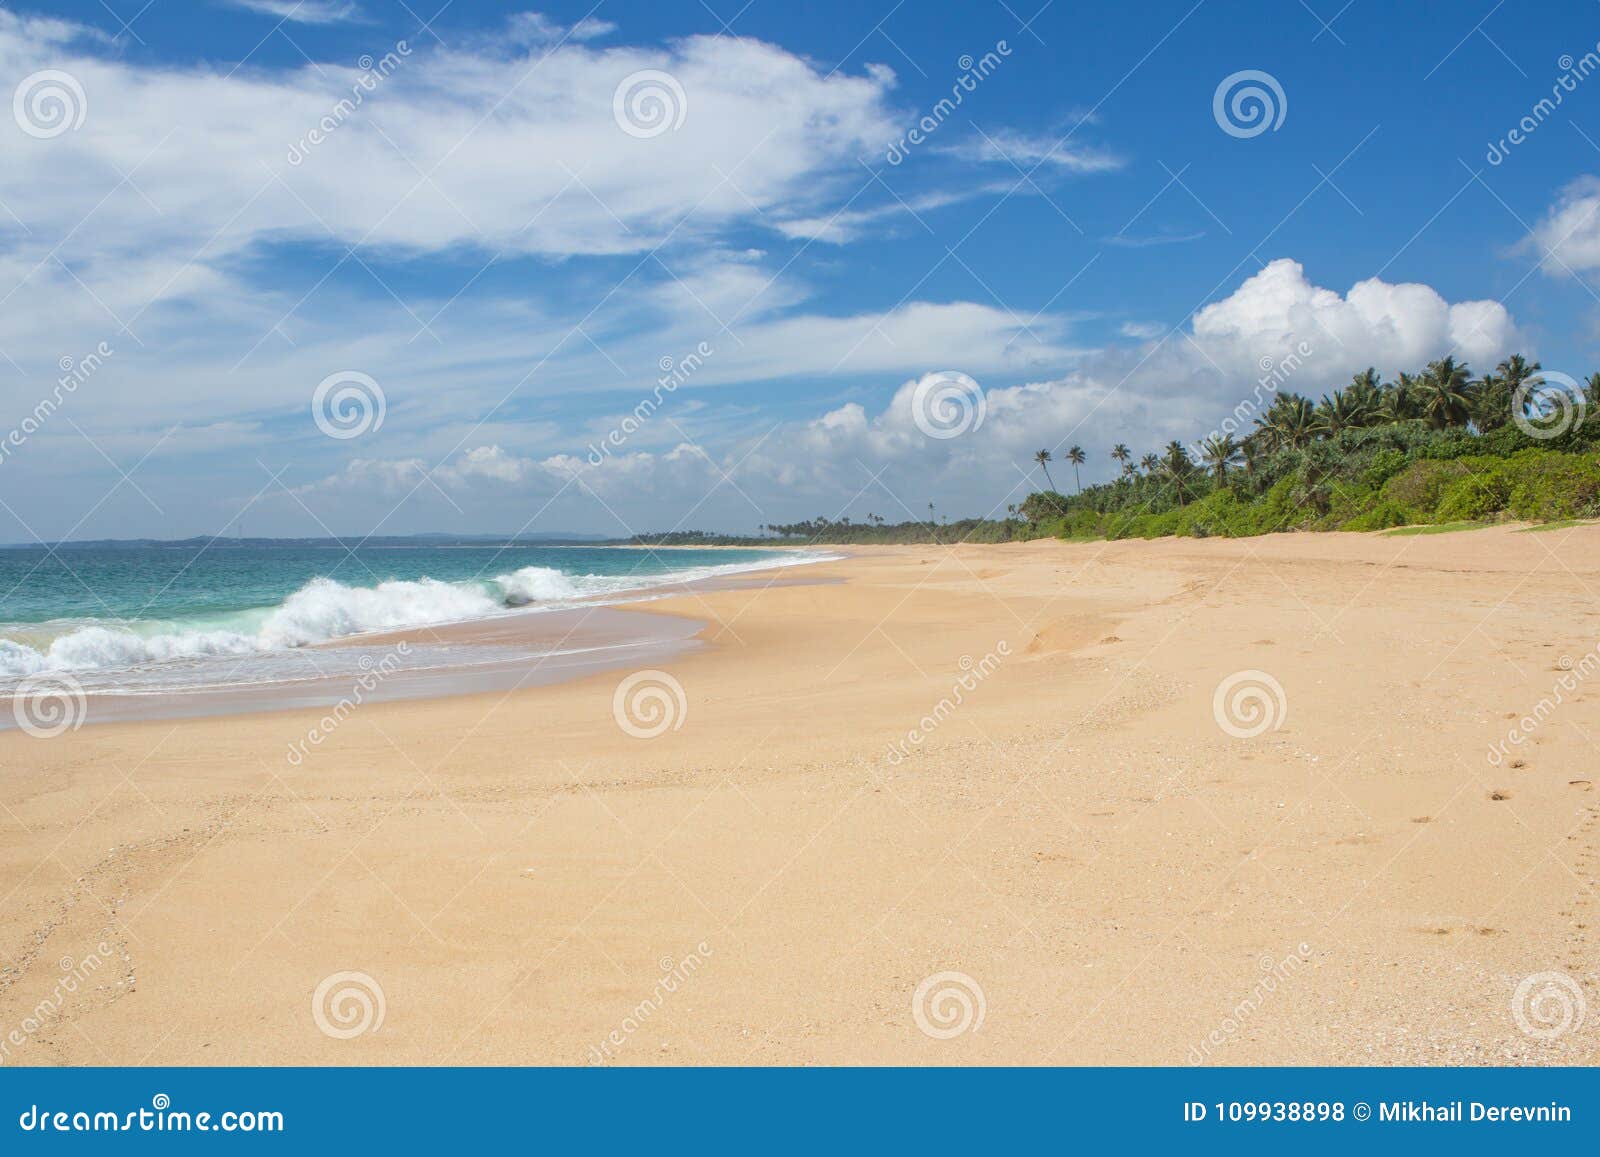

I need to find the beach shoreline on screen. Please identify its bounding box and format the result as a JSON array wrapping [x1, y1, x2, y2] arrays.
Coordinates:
[[1, 528, 1597, 1065], [0, 548, 844, 730]]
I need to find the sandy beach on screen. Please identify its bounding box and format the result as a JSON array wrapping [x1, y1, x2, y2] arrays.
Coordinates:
[[2, 527, 1597, 1066]]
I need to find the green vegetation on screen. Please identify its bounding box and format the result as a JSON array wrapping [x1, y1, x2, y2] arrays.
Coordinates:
[[1515, 518, 1593, 533], [1380, 521, 1491, 537], [628, 514, 1034, 547], [1010, 355, 1600, 542], [627, 356, 1600, 548]]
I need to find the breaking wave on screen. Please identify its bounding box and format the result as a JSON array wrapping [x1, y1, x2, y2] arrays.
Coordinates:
[[0, 554, 829, 680]]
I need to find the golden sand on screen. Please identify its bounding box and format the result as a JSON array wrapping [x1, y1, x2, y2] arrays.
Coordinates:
[[2, 527, 1597, 1065]]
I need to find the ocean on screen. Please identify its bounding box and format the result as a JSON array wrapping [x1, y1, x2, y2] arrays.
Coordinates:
[[0, 542, 824, 704]]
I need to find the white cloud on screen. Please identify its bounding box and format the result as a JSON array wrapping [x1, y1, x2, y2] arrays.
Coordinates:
[[0, 12, 900, 267], [278, 259, 1524, 532], [502, 12, 616, 43], [1104, 230, 1205, 248], [772, 188, 995, 244], [1189, 258, 1518, 373], [0, 11, 1526, 540], [225, 0, 364, 25], [1525, 176, 1600, 275], [945, 128, 1122, 173]]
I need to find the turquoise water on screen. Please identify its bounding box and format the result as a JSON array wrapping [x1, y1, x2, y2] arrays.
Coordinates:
[[0, 542, 816, 691]]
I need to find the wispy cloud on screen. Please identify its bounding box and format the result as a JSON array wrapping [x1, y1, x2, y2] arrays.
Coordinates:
[[224, 0, 364, 25], [947, 128, 1123, 174], [504, 12, 617, 43], [1104, 230, 1206, 248]]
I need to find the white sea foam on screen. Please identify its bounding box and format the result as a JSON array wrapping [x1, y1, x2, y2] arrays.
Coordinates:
[[494, 565, 581, 606], [0, 552, 836, 681]]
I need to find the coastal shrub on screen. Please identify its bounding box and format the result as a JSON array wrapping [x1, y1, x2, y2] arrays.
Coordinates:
[[1433, 475, 1504, 522], [1217, 477, 1298, 536], [1019, 491, 1070, 524], [1170, 488, 1236, 537], [1341, 499, 1412, 531], [1361, 447, 1408, 489], [1379, 459, 1471, 513], [1506, 454, 1600, 520]]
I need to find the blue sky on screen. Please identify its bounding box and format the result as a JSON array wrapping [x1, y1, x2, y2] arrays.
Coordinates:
[[2, 0, 1599, 539]]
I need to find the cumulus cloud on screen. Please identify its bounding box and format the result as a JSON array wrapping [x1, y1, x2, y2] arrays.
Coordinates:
[[1188, 258, 1518, 375], [280, 259, 1523, 533], [1525, 176, 1600, 275]]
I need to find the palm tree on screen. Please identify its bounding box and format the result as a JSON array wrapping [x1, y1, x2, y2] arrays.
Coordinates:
[[1032, 449, 1057, 492], [1498, 354, 1539, 395], [1417, 356, 1475, 429], [1472, 372, 1510, 431], [1312, 389, 1368, 438], [1140, 453, 1160, 474], [1348, 367, 1383, 419], [1111, 443, 1131, 471], [1477, 354, 1538, 432], [1374, 372, 1420, 424], [1162, 439, 1196, 505], [1256, 394, 1315, 449], [1199, 433, 1242, 484], [1067, 445, 1086, 492], [1240, 434, 1264, 479]]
